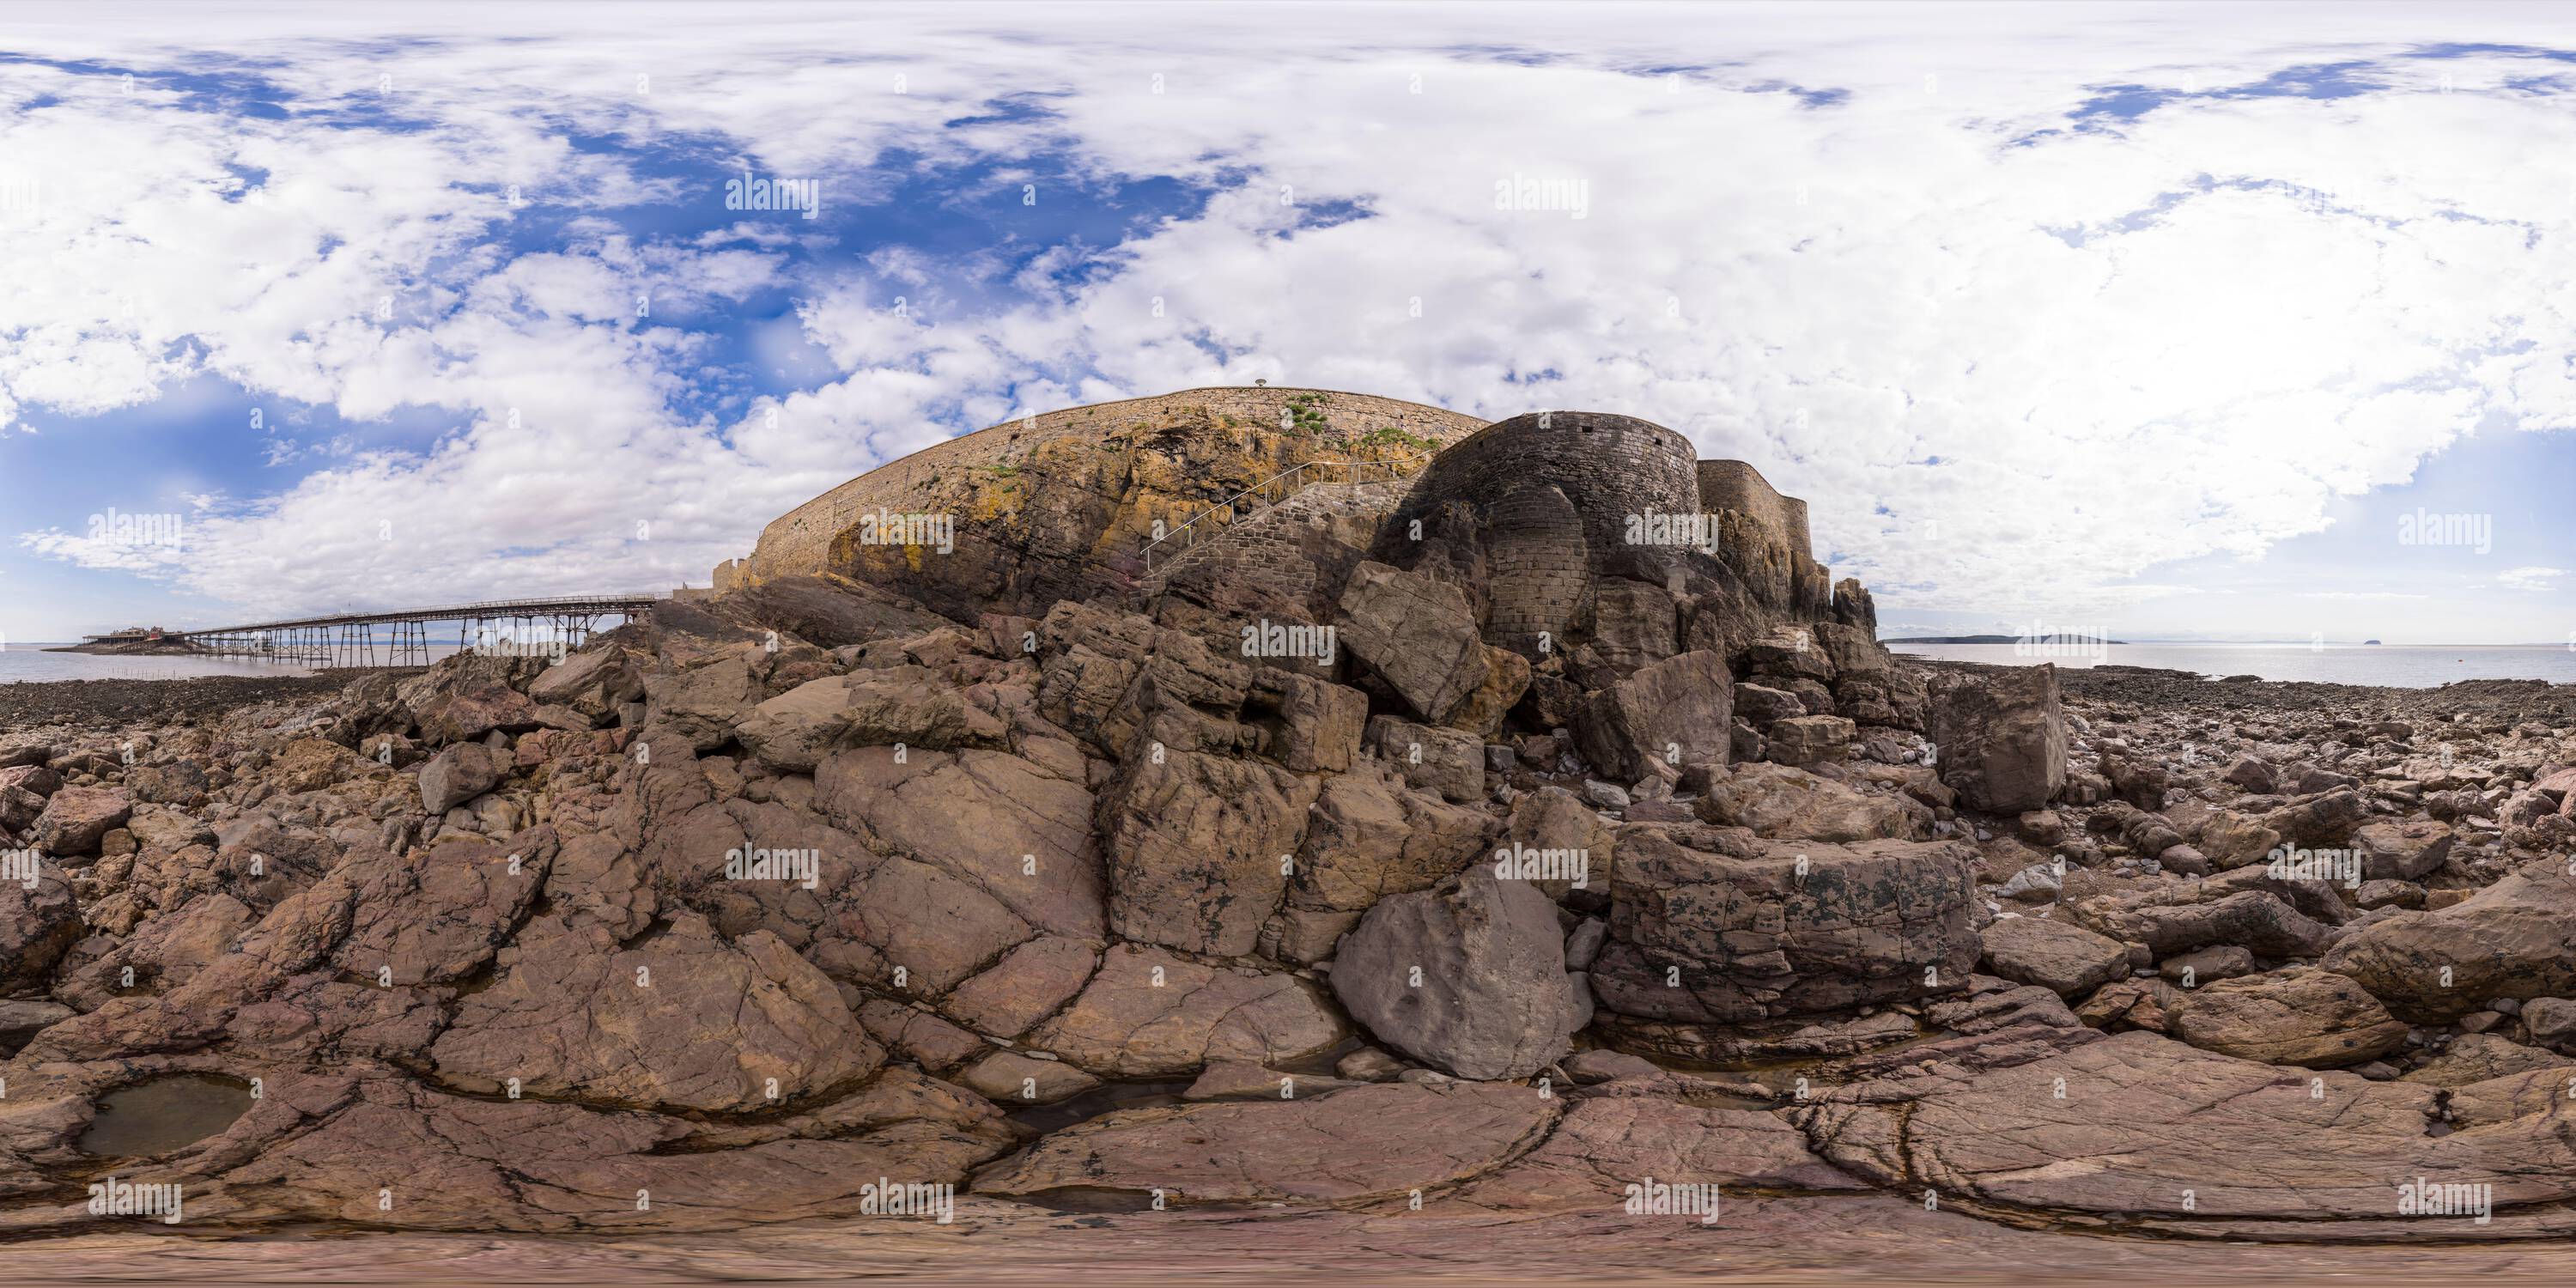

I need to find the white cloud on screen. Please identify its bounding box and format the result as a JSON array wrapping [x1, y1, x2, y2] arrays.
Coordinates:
[[3, 3, 2574, 635], [2499, 566, 2565, 591]]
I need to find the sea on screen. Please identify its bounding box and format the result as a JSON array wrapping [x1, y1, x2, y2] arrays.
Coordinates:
[[0, 644, 474, 684], [1887, 642, 2576, 690]]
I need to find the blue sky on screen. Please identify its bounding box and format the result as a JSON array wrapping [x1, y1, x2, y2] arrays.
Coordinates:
[[2, 2, 2572, 644]]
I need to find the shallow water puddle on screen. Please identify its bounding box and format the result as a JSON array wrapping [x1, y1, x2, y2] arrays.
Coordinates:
[[1006, 1078, 1192, 1134], [77, 1074, 256, 1158]]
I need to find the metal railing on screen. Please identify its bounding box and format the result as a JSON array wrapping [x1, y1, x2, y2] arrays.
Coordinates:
[[1142, 452, 1434, 572]]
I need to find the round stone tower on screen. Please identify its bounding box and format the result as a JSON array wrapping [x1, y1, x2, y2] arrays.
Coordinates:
[[1371, 410, 1700, 656]]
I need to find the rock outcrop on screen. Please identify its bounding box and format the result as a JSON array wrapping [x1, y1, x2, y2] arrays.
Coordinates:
[[1329, 868, 1586, 1080], [20, 384, 2573, 1262]]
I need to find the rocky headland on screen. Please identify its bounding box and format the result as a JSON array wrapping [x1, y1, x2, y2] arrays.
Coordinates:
[[5, 387, 2576, 1280]]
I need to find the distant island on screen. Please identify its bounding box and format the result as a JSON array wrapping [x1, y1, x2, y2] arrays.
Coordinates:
[[2364, 639, 2383, 645], [1884, 633, 2129, 646]]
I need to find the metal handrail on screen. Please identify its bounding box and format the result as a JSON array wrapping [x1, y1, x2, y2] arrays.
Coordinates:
[[1142, 451, 1434, 571]]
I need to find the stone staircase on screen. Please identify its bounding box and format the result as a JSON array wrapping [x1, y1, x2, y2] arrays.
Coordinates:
[[1139, 452, 1433, 585], [1139, 478, 1413, 606]]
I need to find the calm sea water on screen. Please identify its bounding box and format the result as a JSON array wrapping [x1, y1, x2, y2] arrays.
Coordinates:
[[1888, 642, 2576, 689], [0, 644, 471, 684]]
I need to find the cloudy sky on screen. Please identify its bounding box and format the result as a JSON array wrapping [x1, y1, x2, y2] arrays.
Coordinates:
[[2, 1, 2572, 644]]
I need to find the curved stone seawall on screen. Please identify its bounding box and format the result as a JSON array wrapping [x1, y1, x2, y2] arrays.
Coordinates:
[[733, 387, 1485, 591]]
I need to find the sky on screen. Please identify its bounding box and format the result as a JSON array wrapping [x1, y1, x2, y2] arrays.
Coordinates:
[[1, 1, 2573, 645]]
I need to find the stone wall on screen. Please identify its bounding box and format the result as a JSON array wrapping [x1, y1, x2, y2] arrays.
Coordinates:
[[1385, 411, 1700, 573], [1698, 459, 1811, 562], [731, 387, 1485, 591]]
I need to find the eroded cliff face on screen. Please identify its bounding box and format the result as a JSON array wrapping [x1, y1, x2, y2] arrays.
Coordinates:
[[10, 388, 2576, 1248]]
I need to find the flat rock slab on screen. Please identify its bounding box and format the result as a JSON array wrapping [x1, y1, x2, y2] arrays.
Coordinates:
[[0, 1065, 1015, 1236], [1026, 944, 1345, 1078], [1801, 1027, 2576, 1225], [1445, 1082, 1864, 1212], [431, 911, 881, 1113], [975, 1080, 1557, 1206]]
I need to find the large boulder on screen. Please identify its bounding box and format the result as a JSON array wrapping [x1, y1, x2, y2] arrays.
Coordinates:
[[1589, 825, 1978, 1024], [1692, 762, 1923, 842], [1572, 651, 1734, 781], [1928, 665, 2066, 812], [30, 787, 131, 858], [2261, 789, 2369, 850], [1336, 561, 1491, 723], [2166, 967, 2409, 1067], [1364, 715, 1484, 805], [1329, 867, 1586, 1080], [1269, 762, 1492, 962], [417, 742, 507, 814], [1097, 750, 1319, 957], [0, 855, 79, 984], [1499, 784, 1617, 903], [2325, 858, 2576, 1020], [641, 651, 762, 752], [1764, 714, 1856, 767], [957, 1049, 1102, 1106], [2399, 1033, 2568, 1087], [2067, 887, 2337, 959], [733, 666, 992, 773], [2350, 818, 2454, 882], [1978, 915, 2130, 998], [526, 645, 641, 722]]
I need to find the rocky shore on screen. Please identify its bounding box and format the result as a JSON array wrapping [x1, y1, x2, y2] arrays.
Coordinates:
[[0, 673, 388, 731], [4, 392, 2574, 1280]]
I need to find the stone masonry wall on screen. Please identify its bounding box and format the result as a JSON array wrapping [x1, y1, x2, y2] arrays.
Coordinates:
[[1698, 459, 1812, 560], [735, 387, 1485, 588], [1373, 411, 1701, 656]]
